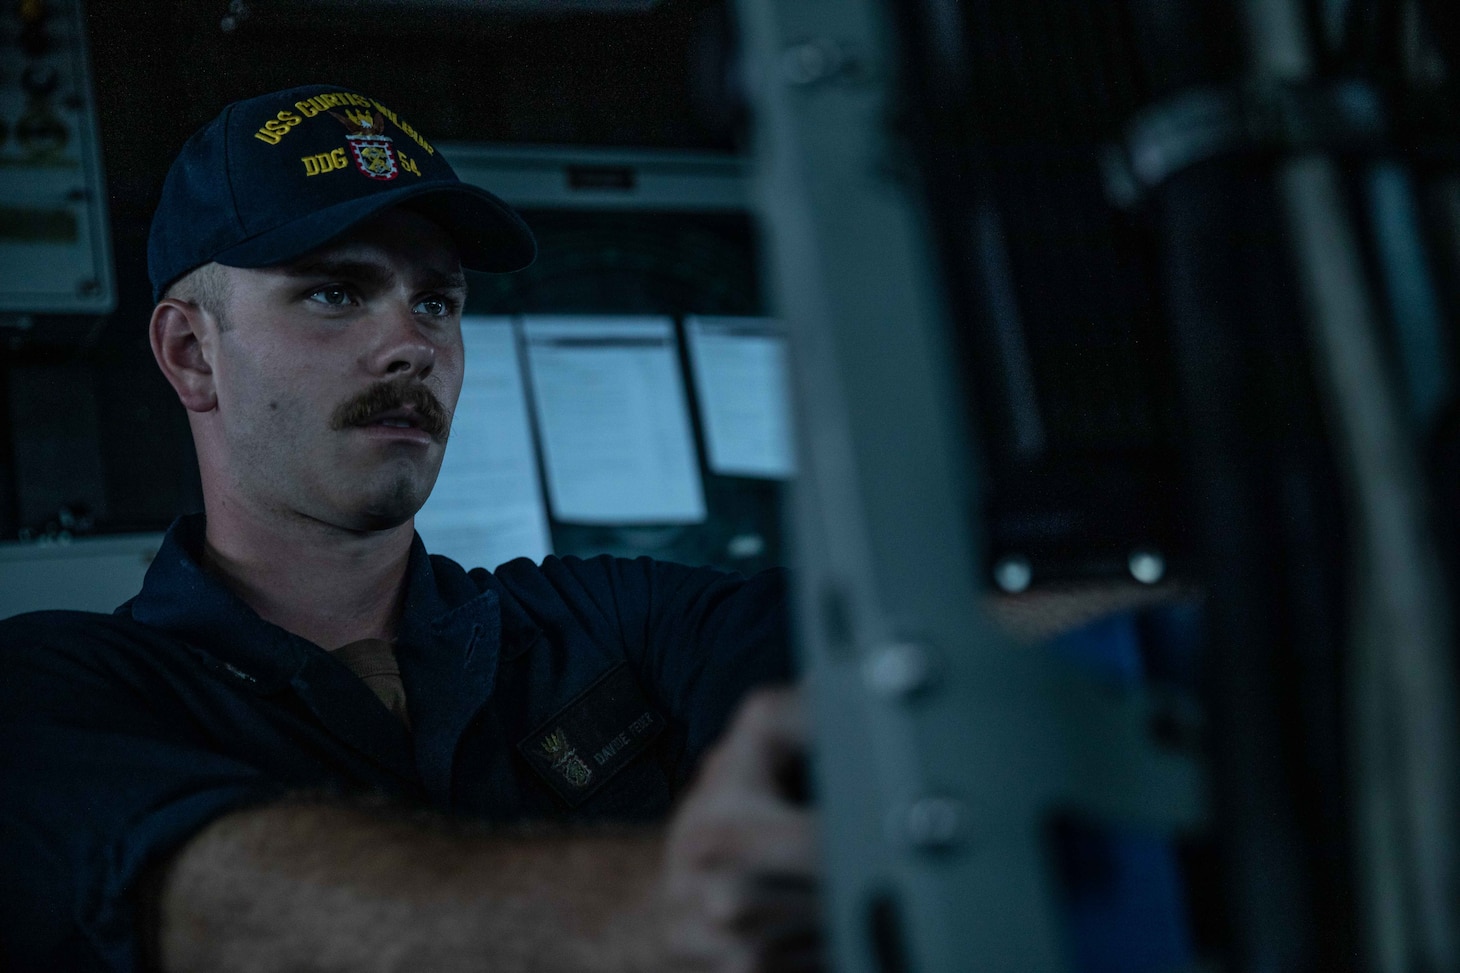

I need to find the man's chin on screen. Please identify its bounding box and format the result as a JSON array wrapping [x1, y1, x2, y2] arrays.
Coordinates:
[[347, 477, 430, 532]]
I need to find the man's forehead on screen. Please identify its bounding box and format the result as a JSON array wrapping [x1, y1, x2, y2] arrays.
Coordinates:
[[265, 208, 465, 282]]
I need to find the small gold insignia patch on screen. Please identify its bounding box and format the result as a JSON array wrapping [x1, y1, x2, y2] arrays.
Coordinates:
[[539, 727, 594, 788]]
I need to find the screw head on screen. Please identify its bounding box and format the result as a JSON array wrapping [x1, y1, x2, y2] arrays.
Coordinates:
[[993, 556, 1032, 593], [1128, 549, 1165, 585], [863, 641, 935, 698], [890, 796, 965, 851], [781, 40, 844, 86]]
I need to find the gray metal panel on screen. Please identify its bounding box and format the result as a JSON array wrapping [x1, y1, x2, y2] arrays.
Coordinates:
[[0, 0, 116, 315], [733, 0, 1208, 969], [439, 143, 750, 212]]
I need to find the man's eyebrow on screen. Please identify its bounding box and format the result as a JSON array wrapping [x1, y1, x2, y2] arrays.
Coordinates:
[[418, 268, 468, 292]]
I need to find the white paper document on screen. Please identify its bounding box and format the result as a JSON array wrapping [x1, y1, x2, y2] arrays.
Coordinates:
[[522, 316, 706, 525], [413, 316, 553, 570], [684, 315, 795, 479]]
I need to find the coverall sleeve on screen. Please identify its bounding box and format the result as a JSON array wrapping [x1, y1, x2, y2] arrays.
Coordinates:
[[0, 612, 286, 973]]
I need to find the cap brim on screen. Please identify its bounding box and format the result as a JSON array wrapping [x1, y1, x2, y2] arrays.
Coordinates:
[[210, 182, 536, 274]]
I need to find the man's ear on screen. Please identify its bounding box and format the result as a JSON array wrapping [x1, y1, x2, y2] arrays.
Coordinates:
[[150, 299, 218, 413]]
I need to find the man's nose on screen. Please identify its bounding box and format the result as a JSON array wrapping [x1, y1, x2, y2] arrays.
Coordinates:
[[369, 303, 436, 379]]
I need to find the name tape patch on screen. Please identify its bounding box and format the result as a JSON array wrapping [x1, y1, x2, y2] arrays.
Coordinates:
[[517, 664, 666, 808]]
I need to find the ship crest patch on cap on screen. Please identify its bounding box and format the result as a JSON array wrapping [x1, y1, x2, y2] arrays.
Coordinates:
[[332, 110, 399, 181]]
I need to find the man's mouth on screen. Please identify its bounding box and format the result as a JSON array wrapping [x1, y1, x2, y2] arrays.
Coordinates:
[[361, 408, 423, 430]]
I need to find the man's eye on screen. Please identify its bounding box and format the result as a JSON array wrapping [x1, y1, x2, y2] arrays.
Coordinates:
[[413, 295, 453, 316], [307, 286, 354, 307]]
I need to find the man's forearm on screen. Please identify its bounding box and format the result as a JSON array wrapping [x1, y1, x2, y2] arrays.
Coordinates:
[[154, 798, 665, 973]]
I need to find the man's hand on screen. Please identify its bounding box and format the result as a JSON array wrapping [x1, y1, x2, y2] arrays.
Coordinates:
[[658, 687, 825, 972]]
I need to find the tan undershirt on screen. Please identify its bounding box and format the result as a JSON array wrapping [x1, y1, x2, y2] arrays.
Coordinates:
[[332, 638, 411, 730]]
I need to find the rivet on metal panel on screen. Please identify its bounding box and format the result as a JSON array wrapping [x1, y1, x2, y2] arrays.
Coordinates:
[[893, 795, 966, 852], [863, 641, 935, 698], [1128, 548, 1166, 585], [780, 39, 862, 87], [993, 555, 1033, 593]]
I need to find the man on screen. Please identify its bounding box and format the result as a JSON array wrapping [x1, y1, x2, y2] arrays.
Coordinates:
[[0, 85, 820, 972]]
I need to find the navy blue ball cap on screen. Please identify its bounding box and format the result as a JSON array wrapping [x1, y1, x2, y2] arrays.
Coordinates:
[[148, 83, 536, 301]]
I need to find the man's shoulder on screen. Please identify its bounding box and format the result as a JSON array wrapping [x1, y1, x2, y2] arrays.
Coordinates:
[[0, 606, 137, 643], [467, 552, 788, 635], [0, 607, 179, 677], [426, 552, 637, 626], [465, 552, 762, 608], [484, 551, 763, 589]]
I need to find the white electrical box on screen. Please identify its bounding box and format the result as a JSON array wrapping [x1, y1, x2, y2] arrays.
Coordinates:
[[0, 533, 161, 619], [0, 0, 115, 315]]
